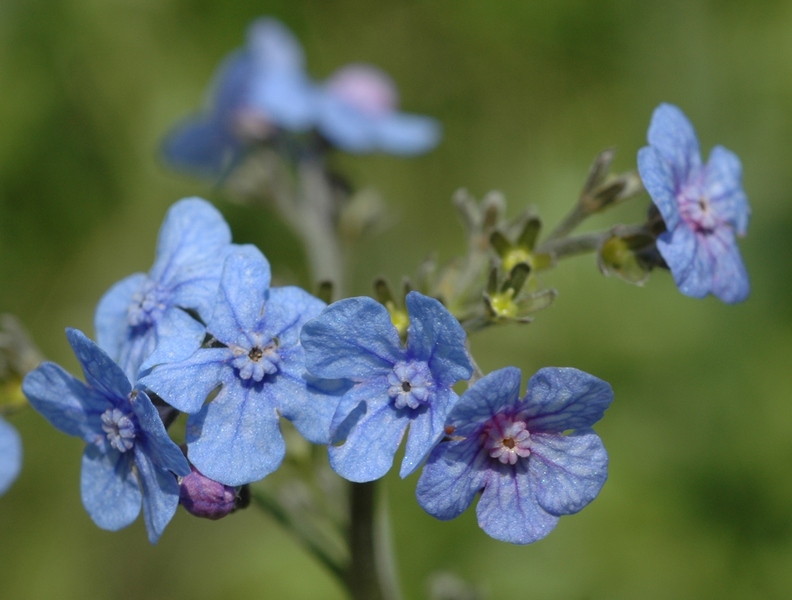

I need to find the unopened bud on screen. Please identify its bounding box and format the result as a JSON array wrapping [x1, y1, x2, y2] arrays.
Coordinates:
[[179, 464, 247, 520]]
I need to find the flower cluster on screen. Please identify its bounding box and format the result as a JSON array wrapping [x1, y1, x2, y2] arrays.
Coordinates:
[[20, 196, 613, 545], [163, 17, 440, 177]]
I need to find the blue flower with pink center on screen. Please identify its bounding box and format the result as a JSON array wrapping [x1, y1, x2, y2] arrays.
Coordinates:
[[416, 366, 612, 544], [638, 103, 751, 303], [301, 291, 473, 482]]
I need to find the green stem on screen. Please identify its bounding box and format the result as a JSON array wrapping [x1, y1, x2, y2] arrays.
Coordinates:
[[250, 488, 346, 583], [346, 481, 388, 600], [536, 231, 605, 258]]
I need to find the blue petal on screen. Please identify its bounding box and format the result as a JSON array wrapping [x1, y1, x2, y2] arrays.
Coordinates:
[[186, 381, 285, 486], [658, 225, 712, 299], [261, 286, 325, 346], [416, 438, 487, 520], [149, 198, 233, 306], [81, 444, 141, 531], [375, 112, 441, 155], [134, 445, 180, 544], [0, 417, 22, 495], [249, 71, 318, 130], [646, 103, 701, 181], [270, 350, 346, 445], [316, 96, 378, 153], [161, 118, 240, 177], [521, 367, 613, 433], [448, 367, 522, 438], [94, 272, 147, 367], [637, 146, 681, 231], [131, 390, 190, 477], [67, 328, 131, 402], [247, 18, 306, 72], [329, 377, 390, 436], [23, 362, 108, 441], [206, 245, 272, 345], [139, 307, 206, 374], [405, 292, 472, 387], [528, 429, 608, 516], [706, 145, 750, 237], [707, 229, 750, 304], [301, 297, 403, 380], [138, 348, 229, 414], [476, 461, 559, 544], [400, 388, 459, 478], [328, 399, 409, 482], [208, 50, 255, 123]]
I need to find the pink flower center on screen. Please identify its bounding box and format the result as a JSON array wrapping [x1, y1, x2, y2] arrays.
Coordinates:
[[481, 413, 531, 465]]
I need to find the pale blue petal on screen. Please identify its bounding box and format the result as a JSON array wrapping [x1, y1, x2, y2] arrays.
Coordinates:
[[207, 245, 272, 345], [328, 400, 409, 482], [134, 446, 180, 544], [646, 103, 701, 180], [448, 367, 522, 438], [637, 146, 680, 231], [249, 71, 318, 130], [139, 308, 206, 374], [301, 297, 403, 380], [161, 118, 240, 177], [81, 444, 141, 531], [316, 96, 377, 152], [247, 18, 305, 72], [131, 390, 190, 476], [416, 438, 487, 520], [261, 286, 325, 346], [329, 377, 390, 436], [476, 461, 559, 544], [271, 351, 346, 445], [529, 430, 608, 516], [94, 272, 147, 364], [186, 382, 285, 486], [405, 292, 472, 387], [707, 229, 750, 304], [149, 198, 233, 294], [706, 145, 750, 236], [0, 417, 22, 495], [658, 225, 712, 299], [400, 388, 458, 478], [138, 348, 229, 414], [375, 112, 441, 155], [22, 362, 108, 442], [521, 367, 613, 433], [67, 328, 131, 402]]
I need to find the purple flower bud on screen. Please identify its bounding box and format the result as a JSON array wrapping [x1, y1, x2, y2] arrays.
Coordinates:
[[179, 464, 245, 520]]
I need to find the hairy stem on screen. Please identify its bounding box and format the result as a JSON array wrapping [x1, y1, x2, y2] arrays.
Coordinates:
[[346, 481, 389, 600]]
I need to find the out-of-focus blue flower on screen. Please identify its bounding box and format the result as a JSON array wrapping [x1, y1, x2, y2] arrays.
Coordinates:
[[316, 64, 441, 155], [638, 103, 750, 303], [95, 197, 232, 381], [0, 416, 22, 496], [139, 245, 337, 487], [21, 329, 190, 544], [416, 367, 612, 544], [163, 18, 318, 176], [301, 291, 473, 482]]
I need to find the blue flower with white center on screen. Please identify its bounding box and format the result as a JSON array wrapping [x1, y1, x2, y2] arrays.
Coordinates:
[[316, 64, 441, 155], [139, 245, 339, 487], [416, 367, 612, 545], [162, 17, 318, 176], [637, 103, 751, 304], [95, 197, 232, 381], [21, 329, 190, 544], [0, 416, 22, 496], [300, 291, 473, 482]]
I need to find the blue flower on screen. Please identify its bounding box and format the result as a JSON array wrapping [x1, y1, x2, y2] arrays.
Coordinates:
[[95, 197, 232, 381], [316, 64, 441, 155], [21, 329, 190, 544], [139, 245, 337, 487], [416, 367, 612, 544], [301, 291, 473, 482], [0, 416, 22, 496], [637, 103, 751, 303], [162, 18, 318, 176]]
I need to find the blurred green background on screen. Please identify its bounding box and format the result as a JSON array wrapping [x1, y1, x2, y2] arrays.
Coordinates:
[[2, 0, 792, 598]]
